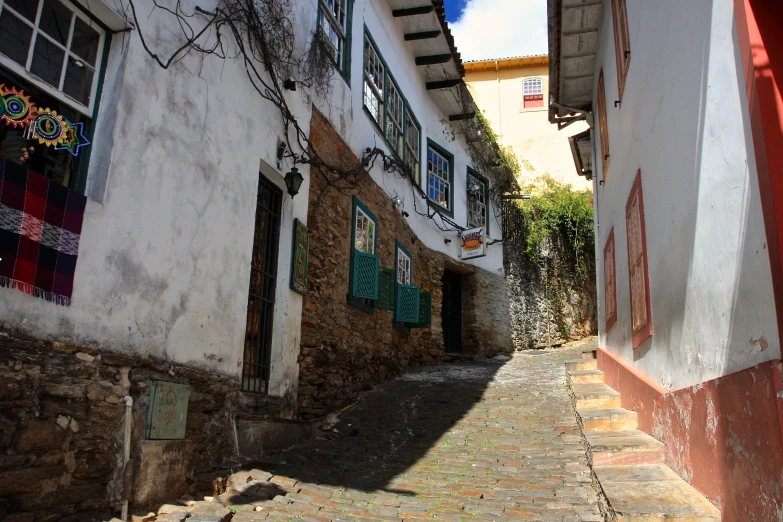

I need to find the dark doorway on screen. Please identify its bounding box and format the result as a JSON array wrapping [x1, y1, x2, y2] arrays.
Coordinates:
[[242, 173, 283, 393], [442, 270, 463, 353]]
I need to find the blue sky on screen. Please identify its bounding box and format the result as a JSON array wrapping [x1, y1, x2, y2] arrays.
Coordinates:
[[448, 0, 548, 61], [443, 0, 468, 22]]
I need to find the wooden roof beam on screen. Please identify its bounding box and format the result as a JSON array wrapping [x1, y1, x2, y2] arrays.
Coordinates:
[[392, 5, 434, 17]]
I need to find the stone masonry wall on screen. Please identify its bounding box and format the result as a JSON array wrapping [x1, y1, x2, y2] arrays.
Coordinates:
[[504, 238, 597, 349], [298, 111, 512, 417], [0, 329, 279, 521]]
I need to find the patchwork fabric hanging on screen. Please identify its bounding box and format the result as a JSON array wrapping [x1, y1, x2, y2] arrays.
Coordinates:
[[0, 158, 87, 305]]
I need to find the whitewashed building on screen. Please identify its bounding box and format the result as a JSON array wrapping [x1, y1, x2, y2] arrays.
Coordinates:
[[548, 0, 783, 519], [0, 0, 514, 517]]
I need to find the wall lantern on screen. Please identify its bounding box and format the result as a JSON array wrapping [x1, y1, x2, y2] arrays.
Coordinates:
[[284, 167, 304, 198]]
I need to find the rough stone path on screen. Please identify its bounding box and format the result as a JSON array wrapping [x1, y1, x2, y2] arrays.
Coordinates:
[[223, 342, 603, 522]]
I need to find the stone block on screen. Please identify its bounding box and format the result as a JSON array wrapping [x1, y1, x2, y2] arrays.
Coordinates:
[[15, 420, 67, 453], [235, 417, 315, 459], [132, 440, 192, 510], [0, 466, 67, 496]]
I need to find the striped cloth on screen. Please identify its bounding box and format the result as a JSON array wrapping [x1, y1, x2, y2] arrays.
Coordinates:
[[0, 158, 86, 305]]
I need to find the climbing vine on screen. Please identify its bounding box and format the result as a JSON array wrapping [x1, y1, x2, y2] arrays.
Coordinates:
[[504, 175, 595, 278]]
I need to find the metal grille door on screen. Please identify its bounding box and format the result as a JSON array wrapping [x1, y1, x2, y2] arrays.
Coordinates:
[[242, 174, 282, 393]]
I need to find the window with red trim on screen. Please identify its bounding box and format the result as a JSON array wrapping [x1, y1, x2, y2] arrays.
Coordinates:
[[625, 170, 652, 348], [603, 229, 618, 332], [612, 0, 631, 101], [523, 78, 544, 108]]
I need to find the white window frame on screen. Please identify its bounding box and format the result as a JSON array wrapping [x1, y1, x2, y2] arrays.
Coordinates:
[[396, 247, 411, 285], [0, 0, 107, 117], [467, 173, 487, 229], [427, 146, 451, 211], [523, 77, 543, 96], [354, 207, 376, 254], [318, 0, 347, 71], [363, 34, 384, 125]]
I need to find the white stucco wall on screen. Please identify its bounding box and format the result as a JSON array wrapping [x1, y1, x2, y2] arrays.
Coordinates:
[[0, 0, 312, 398], [593, 0, 779, 390], [314, 0, 506, 278]]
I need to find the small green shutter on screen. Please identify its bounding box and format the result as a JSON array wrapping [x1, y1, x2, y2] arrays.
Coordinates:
[[396, 284, 420, 323], [375, 267, 396, 310], [407, 292, 432, 328], [352, 250, 380, 299]]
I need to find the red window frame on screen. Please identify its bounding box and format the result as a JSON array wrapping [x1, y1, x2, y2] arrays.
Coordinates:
[[625, 169, 652, 349], [612, 0, 631, 101], [597, 70, 610, 181], [604, 228, 618, 332]]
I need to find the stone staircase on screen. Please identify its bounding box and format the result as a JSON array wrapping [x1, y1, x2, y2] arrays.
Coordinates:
[[566, 355, 721, 522]]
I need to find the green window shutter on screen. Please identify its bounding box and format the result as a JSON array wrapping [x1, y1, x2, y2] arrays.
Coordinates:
[[407, 292, 432, 328], [375, 267, 396, 310], [352, 250, 380, 299], [395, 284, 420, 323]]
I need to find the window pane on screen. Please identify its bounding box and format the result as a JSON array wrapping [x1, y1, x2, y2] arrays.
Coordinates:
[[5, 0, 40, 21], [70, 18, 100, 66], [39, 0, 72, 46], [30, 36, 65, 87], [0, 11, 33, 66], [63, 58, 93, 105]]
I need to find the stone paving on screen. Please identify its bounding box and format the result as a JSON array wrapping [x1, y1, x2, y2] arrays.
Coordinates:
[[220, 341, 604, 522]]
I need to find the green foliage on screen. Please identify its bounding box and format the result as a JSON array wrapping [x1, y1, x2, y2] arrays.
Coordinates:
[[511, 175, 595, 278]]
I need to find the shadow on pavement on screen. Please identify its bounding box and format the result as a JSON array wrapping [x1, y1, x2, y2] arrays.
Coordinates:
[[262, 358, 508, 493]]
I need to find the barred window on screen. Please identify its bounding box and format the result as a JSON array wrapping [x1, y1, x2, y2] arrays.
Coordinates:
[[363, 35, 384, 125], [467, 172, 487, 229], [427, 145, 451, 211], [318, 0, 349, 73]]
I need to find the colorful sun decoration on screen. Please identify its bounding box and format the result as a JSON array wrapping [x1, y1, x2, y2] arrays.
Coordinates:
[[31, 108, 68, 147], [2, 86, 37, 129], [55, 120, 90, 157]]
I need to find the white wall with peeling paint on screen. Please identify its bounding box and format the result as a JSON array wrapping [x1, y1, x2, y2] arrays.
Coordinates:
[[0, 0, 312, 404], [593, 0, 779, 390]]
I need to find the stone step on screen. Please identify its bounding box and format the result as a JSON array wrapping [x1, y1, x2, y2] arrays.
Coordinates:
[[585, 429, 665, 466], [571, 383, 621, 409], [582, 350, 597, 360], [577, 408, 638, 431], [566, 359, 598, 372], [568, 369, 604, 385], [595, 464, 721, 521]]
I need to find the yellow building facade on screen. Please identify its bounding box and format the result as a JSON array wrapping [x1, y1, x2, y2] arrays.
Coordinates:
[[464, 56, 592, 192]]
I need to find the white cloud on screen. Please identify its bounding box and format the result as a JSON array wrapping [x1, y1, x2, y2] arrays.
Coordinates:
[[450, 0, 548, 62]]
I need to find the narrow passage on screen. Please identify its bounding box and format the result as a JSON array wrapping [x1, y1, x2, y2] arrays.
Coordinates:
[[230, 341, 603, 521]]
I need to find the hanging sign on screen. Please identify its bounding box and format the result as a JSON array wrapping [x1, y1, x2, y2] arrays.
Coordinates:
[[460, 227, 486, 259], [290, 219, 309, 295]]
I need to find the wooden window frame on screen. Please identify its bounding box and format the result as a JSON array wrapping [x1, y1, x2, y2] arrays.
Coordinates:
[[597, 69, 610, 181], [362, 29, 421, 176], [522, 78, 544, 108], [603, 228, 618, 332], [466, 167, 489, 236], [625, 169, 652, 349], [317, 0, 352, 80], [393, 240, 413, 334], [425, 139, 454, 217], [348, 196, 377, 314], [611, 0, 631, 102]]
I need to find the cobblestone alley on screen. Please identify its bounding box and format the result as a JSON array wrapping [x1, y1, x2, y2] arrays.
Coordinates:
[[165, 342, 604, 522]]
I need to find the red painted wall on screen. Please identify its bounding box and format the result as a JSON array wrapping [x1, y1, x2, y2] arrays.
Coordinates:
[[739, 0, 783, 356], [598, 348, 783, 521]]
